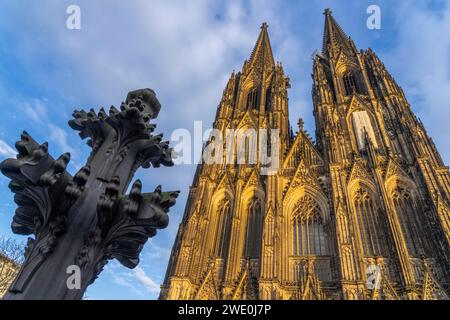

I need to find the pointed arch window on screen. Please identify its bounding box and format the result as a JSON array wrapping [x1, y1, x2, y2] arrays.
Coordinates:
[[353, 188, 387, 257], [246, 87, 259, 110], [343, 72, 358, 96], [245, 199, 263, 258], [292, 195, 327, 256], [213, 198, 232, 258], [392, 188, 422, 257], [265, 87, 272, 111]]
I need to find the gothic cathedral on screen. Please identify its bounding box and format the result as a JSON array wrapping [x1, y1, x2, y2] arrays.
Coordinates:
[[160, 10, 450, 300]]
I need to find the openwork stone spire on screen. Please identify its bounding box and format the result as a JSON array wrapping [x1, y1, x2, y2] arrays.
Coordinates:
[[322, 8, 354, 57], [162, 10, 450, 301], [245, 22, 275, 78]]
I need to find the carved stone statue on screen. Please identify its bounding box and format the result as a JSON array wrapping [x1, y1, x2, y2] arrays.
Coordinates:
[[0, 88, 179, 300]]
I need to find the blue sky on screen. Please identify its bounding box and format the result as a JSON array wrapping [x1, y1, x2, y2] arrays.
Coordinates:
[[0, 0, 449, 300]]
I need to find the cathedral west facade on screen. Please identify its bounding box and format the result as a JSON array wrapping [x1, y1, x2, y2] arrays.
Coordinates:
[[160, 10, 450, 300]]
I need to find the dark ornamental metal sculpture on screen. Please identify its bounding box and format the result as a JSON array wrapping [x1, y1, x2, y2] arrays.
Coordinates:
[[0, 89, 179, 300]]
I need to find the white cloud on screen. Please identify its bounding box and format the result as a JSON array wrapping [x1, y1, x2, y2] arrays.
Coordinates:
[[105, 265, 141, 293], [1, 0, 450, 301], [22, 99, 47, 124], [48, 124, 76, 155], [383, 0, 450, 163], [18, 98, 79, 158], [103, 263, 162, 298], [0, 140, 16, 159], [0, 0, 302, 132], [141, 238, 172, 261], [132, 266, 161, 295]]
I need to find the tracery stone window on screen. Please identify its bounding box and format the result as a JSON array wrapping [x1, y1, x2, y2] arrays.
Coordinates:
[[343, 72, 358, 95], [292, 195, 327, 256], [213, 198, 232, 258], [392, 187, 422, 257], [246, 87, 259, 109], [353, 188, 387, 257], [245, 199, 263, 258]]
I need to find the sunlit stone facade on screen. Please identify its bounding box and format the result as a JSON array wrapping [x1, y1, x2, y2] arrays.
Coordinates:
[[160, 10, 450, 300]]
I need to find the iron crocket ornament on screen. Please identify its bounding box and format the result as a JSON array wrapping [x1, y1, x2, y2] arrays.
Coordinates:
[[0, 88, 179, 300]]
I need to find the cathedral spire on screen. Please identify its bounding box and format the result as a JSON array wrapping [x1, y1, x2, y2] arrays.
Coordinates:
[[161, 10, 450, 301], [248, 22, 275, 70], [322, 8, 353, 56]]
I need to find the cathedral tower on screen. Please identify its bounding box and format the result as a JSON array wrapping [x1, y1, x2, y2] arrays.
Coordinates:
[[160, 10, 450, 300]]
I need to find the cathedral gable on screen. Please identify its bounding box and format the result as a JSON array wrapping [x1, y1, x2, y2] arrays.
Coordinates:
[[348, 160, 373, 183], [236, 111, 258, 130], [195, 268, 220, 300], [162, 11, 450, 302], [243, 169, 261, 191], [385, 158, 410, 181], [335, 50, 358, 73], [346, 95, 372, 116], [421, 263, 449, 300], [231, 263, 259, 300], [301, 275, 325, 300], [283, 131, 323, 169], [369, 275, 400, 300], [214, 172, 234, 195], [283, 160, 322, 200], [291, 261, 326, 300]]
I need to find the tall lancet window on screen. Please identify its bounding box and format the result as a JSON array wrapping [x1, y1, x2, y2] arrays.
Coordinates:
[[265, 87, 272, 111], [292, 195, 327, 256], [244, 199, 263, 258], [343, 72, 358, 95], [246, 87, 259, 110], [352, 110, 379, 150], [392, 188, 422, 257], [353, 188, 387, 257], [213, 198, 232, 258]]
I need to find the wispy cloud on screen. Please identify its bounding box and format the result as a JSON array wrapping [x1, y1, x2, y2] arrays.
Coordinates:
[[0, 140, 16, 159], [104, 262, 161, 298], [17, 98, 79, 158], [0, 0, 449, 301], [48, 123, 76, 155], [383, 0, 450, 162], [132, 266, 161, 295], [22, 99, 47, 124], [142, 239, 172, 262], [105, 264, 145, 297]]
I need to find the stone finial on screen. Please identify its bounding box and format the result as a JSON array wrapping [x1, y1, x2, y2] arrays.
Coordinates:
[[298, 118, 304, 131]]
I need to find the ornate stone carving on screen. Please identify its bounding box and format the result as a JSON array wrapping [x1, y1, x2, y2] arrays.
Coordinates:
[[1, 88, 178, 300], [161, 11, 450, 301]]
